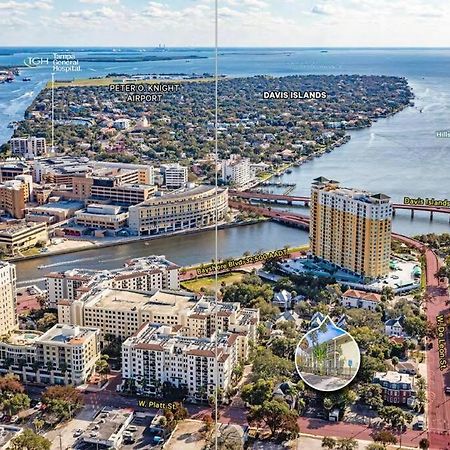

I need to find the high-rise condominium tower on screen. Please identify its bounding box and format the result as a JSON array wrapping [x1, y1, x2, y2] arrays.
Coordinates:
[[310, 177, 392, 278]]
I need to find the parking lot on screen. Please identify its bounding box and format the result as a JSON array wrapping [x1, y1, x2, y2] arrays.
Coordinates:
[[121, 413, 162, 449]]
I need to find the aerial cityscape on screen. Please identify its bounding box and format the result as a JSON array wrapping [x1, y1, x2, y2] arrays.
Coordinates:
[[0, 1, 449, 450]]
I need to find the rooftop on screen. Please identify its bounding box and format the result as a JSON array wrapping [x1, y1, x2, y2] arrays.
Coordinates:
[[125, 323, 234, 360], [81, 407, 133, 445], [30, 200, 84, 212], [0, 221, 45, 235], [343, 289, 382, 302], [138, 185, 226, 205], [312, 177, 391, 203], [85, 288, 196, 314], [37, 324, 98, 346], [3, 330, 42, 346], [373, 370, 414, 385]]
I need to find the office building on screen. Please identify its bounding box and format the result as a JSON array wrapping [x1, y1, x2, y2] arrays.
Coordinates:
[[74, 204, 129, 230], [0, 173, 33, 219], [0, 161, 31, 183], [0, 222, 48, 256], [121, 323, 238, 401], [128, 185, 228, 236], [10, 137, 47, 159], [310, 177, 392, 278], [0, 262, 17, 335], [72, 168, 156, 205], [160, 163, 188, 189], [79, 407, 133, 449], [0, 181, 26, 219], [33, 157, 154, 186]]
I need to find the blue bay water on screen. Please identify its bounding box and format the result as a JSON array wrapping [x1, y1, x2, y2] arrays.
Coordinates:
[[1, 47, 449, 258]]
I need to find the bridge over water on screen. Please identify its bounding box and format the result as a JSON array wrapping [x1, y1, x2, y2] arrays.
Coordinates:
[[230, 190, 450, 221]]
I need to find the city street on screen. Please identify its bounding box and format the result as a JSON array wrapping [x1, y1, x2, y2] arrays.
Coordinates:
[[395, 235, 450, 449], [424, 247, 450, 449]]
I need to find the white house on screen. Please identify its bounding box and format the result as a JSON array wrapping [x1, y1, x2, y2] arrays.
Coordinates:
[[384, 316, 406, 337], [341, 289, 382, 311], [275, 310, 302, 329], [273, 290, 292, 309]]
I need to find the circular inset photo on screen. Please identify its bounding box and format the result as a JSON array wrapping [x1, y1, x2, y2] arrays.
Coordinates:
[[295, 316, 360, 392]]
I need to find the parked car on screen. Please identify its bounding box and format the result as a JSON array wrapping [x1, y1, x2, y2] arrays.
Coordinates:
[[416, 416, 425, 430], [123, 435, 135, 444]]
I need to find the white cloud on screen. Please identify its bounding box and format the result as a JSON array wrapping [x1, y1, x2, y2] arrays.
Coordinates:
[[0, 15, 30, 26], [0, 0, 448, 47], [0, 0, 52, 10], [79, 0, 120, 4]]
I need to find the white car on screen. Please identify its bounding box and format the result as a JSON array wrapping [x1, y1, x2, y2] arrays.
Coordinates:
[[73, 429, 83, 437]]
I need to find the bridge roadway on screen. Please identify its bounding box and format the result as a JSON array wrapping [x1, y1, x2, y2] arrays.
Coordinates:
[[230, 190, 450, 219], [231, 199, 450, 448]]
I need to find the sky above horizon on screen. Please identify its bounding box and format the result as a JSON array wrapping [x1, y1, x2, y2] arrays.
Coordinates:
[[0, 0, 449, 48]]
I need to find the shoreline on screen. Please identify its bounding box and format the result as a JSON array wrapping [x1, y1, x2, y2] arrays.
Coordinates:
[[7, 219, 267, 264]]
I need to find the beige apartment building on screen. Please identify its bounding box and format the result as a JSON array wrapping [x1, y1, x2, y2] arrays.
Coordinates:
[[128, 185, 228, 236], [310, 177, 392, 278], [57, 287, 258, 361], [59, 288, 199, 339], [121, 323, 238, 401], [0, 262, 17, 335], [0, 325, 100, 386], [46, 255, 180, 307]]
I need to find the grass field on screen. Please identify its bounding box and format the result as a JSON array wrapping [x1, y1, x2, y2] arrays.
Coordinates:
[[46, 76, 220, 89], [181, 272, 245, 293]]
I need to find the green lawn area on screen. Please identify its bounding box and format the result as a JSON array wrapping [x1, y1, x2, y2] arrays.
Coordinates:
[[46, 76, 219, 89], [182, 272, 245, 293], [19, 247, 41, 257]]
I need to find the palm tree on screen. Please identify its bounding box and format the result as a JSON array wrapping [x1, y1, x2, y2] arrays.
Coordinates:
[[336, 438, 357, 450], [323, 397, 334, 413], [312, 342, 328, 375], [95, 356, 110, 381], [33, 418, 45, 433], [322, 436, 336, 449]]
